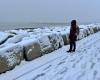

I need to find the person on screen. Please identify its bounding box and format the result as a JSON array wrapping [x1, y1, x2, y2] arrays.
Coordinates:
[[67, 20, 79, 52]]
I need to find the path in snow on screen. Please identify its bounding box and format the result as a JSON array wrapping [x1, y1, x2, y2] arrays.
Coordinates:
[[0, 32, 100, 80]]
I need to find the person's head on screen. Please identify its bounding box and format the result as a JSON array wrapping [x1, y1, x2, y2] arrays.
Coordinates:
[[71, 20, 77, 27]]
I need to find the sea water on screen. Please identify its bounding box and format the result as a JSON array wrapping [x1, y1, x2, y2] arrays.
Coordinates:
[[0, 23, 68, 31], [0, 22, 94, 31]]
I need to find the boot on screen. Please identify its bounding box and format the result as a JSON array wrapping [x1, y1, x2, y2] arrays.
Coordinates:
[[67, 50, 72, 52], [72, 49, 75, 52]]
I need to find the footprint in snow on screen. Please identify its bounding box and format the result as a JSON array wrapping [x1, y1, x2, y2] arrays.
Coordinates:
[[97, 57, 100, 62], [62, 56, 68, 61], [57, 61, 66, 66], [43, 65, 52, 71], [72, 57, 82, 68], [72, 60, 80, 68], [54, 61, 66, 69], [93, 70, 98, 80], [32, 73, 45, 80], [90, 62, 95, 69], [76, 71, 86, 80]]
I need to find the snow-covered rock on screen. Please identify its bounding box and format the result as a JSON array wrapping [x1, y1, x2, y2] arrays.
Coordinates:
[[0, 32, 11, 45], [78, 29, 86, 40], [19, 40, 41, 61], [56, 33, 64, 48], [89, 27, 94, 34], [6, 29, 28, 35], [5, 34, 29, 44], [47, 33, 61, 51], [93, 27, 99, 33], [0, 44, 23, 73], [62, 33, 69, 45], [38, 36, 52, 55]]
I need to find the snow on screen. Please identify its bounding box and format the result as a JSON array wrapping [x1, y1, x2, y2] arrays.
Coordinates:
[[0, 32, 10, 45], [0, 30, 100, 80], [0, 24, 100, 79], [0, 24, 99, 47]]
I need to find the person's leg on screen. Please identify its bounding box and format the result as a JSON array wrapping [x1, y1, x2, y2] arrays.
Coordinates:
[[72, 41, 76, 52], [70, 41, 73, 51], [67, 41, 72, 52]]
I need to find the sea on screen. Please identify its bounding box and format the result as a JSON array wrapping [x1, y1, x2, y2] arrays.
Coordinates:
[[0, 22, 93, 31]]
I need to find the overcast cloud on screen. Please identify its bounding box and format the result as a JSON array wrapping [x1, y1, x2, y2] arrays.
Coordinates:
[[0, 0, 100, 23]]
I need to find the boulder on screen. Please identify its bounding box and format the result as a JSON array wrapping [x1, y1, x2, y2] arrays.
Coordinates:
[[62, 33, 69, 45], [78, 30, 85, 40], [98, 26, 100, 31], [56, 33, 64, 48], [88, 28, 94, 34], [82, 29, 88, 38], [48, 33, 60, 51], [0, 44, 23, 73], [38, 36, 52, 55], [93, 27, 98, 33], [23, 40, 41, 61]]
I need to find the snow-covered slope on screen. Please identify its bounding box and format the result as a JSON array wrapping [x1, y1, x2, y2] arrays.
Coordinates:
[[0, 31, 100, 80]]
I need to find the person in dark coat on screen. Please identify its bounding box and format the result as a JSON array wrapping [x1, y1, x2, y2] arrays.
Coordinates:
[[67, 20, 79, 52]]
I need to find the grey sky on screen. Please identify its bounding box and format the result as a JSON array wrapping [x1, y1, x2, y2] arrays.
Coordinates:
[[0, 0, 100, 23]]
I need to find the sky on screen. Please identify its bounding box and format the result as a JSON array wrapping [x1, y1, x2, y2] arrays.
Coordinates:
[[0, 0, 100, 23]]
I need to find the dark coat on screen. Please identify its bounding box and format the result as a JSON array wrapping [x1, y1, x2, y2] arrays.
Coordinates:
[[69, 25, 79, 41]]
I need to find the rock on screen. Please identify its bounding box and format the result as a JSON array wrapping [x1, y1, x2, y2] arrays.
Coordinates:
[[23, 40, 41, 61], [48, 34, 60, 51], [38, 36, 52, 55], [98, 26, 100, 31], [78, 29, 85, 40], [0, 32, 12, 45], [84, 29, 89, 37], [56, 33, 64, 48], [93, 27, 98, 33], [0, 44, 23, 73], [62, 33, 69, 45], [81, 29, 88, 38], [88, 28, 94, 34]]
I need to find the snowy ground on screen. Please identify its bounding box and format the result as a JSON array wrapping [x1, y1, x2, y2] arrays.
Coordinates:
[[0, 31, 100, 80]]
